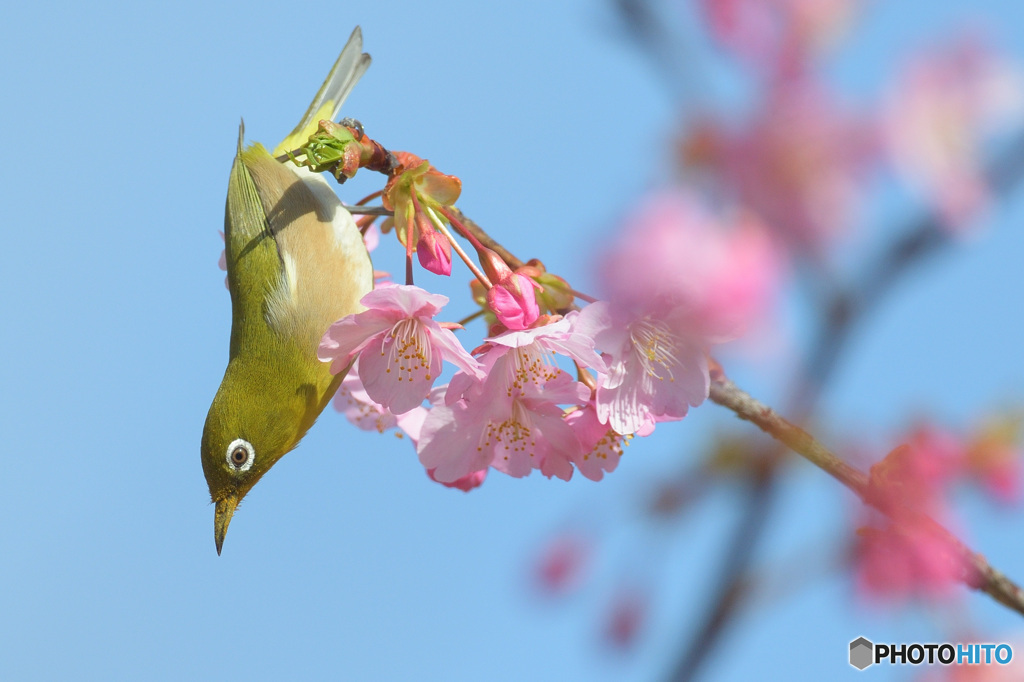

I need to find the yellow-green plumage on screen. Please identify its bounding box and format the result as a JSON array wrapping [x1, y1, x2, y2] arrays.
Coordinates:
[[202, 28, 373, 554]]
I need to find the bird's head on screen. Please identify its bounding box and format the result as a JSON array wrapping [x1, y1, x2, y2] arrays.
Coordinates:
[[201, 364, 312, 554]]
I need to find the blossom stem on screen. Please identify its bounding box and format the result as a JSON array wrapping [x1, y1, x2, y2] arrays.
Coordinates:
[[437, 207, 488, 253], [275, 148, 306, 164], [709, 372, 1024, 618], [425, 205, 492, 288], [356, 214, 377, 234], [433, 207, 596, 307], [455, 309, 487, 327], [355, 190, 384, 206], [439, 208, 527, 270], [568, 287, 598, 304], [575, 361, 597, 391]]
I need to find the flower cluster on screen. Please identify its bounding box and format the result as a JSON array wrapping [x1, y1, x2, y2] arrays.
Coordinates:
[[883, 37, 1024, 227], [853, 420, 1023, 603], [316, 177, 778, 488]]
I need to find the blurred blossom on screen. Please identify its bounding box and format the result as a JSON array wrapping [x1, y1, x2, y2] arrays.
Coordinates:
[[701, 0, 779, 63], [869, 425, 965, 513], [217, 231, 228, 289], [602, 587, 648, 650], [600, 191, 782, 340], [699, 0, 857, 71], [855, 522, 963, 602], [964, 415, 1023, 504], [708, 81, 878, 254], [360, 224, 392, 283], [363, 223, 381, 252], [533, 532, 591, 595], [332, 365, 430, 443], [854, 426, 967, 602], [581, 190, 782, 435], [884, 38, 1024, 227]]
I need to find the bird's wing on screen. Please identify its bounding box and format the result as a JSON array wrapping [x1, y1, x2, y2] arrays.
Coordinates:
[[273, 26, 371, 158], [224, 128, 285, 359], [225, 128, 373, 358]]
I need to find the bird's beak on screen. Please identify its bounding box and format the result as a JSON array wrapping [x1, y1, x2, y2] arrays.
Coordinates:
[[214, 494, 239, 556]]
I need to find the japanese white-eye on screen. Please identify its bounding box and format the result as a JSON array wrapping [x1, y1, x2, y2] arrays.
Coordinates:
[[202, 28, 374, 554]]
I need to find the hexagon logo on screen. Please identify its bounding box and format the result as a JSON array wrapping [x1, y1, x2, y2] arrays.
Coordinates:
[[850, 637, 874, 670]]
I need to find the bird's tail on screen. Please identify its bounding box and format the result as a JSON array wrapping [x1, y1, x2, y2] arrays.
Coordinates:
[[273, 26, 371, 158]]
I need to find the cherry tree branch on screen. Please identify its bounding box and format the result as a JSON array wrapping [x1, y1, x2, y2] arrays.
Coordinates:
[[709, 374, 1024, 617]]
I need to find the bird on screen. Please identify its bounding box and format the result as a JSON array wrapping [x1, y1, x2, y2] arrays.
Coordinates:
[[201, 27, 374, 555]]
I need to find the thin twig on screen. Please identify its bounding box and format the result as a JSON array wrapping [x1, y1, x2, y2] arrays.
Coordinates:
[[455, 309, 487, 327], [444, 208, 525, 269], [345, 205, 393, 216]]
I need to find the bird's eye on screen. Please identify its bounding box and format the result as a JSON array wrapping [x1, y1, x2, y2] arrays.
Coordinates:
[[225, 438, 255, 472]]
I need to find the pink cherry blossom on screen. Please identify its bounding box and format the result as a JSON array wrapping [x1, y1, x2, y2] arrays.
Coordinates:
[[418, 317, 602, 482], [417, 378, 584, 482], [318, 284, 483, 415], [545, 401, 654, 482], [884, 37, 1024, 228], [600, 192, 781, 340], [331, 366, 429, 444], [574, 301, 709, 436]]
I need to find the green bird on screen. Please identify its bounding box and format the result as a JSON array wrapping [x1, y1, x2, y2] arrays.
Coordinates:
[[201, 27, 374, 554]]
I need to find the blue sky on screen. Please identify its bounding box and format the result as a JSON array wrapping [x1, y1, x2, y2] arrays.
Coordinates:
[[3, 1, 1024, 680]]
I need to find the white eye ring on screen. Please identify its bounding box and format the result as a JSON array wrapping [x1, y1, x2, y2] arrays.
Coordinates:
[[225, 438, 255, 472]]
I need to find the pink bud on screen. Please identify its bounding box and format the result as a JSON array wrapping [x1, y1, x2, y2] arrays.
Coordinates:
[[476, 246, 513, 284], [417, 227, 452, 276], [487, 273, 541, 330]]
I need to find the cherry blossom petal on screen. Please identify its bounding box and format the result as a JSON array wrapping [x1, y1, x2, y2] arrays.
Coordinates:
[[356, 328, 444, 415], [418, 402, 496, 483], [318, 308, 398, 373]]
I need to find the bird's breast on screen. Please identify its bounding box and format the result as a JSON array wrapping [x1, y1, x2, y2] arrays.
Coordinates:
[[245, 157, 374, 356]]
